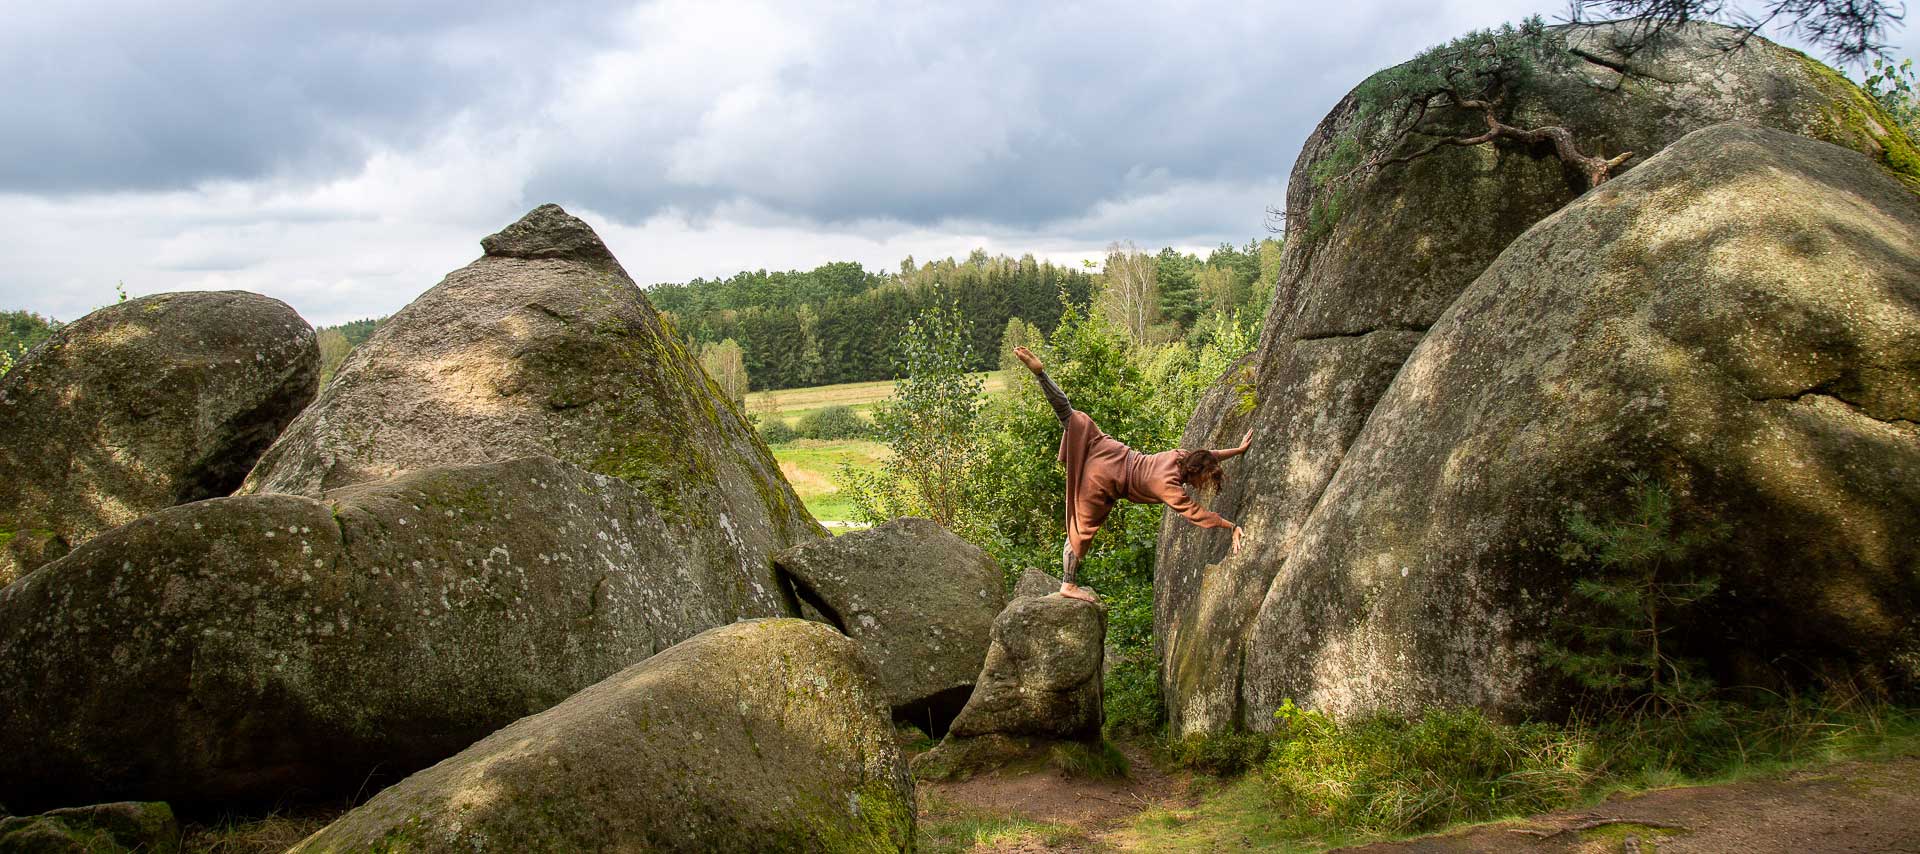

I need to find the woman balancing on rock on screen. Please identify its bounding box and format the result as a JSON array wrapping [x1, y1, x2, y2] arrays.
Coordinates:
[[1012, 346, 1251, 603]]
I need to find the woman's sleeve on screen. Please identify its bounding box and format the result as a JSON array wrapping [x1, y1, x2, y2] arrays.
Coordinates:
[[1162, 482, 1231, 529]]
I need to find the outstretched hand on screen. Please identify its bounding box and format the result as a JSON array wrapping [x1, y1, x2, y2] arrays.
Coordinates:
[[1238, 429, 1253, 452], [1012, 346, 1044, 373], [1231, 524, 1244, 555]]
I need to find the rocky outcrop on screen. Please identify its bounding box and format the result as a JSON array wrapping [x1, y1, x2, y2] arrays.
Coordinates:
[[0, 802, 177, 854], [916, 593, 1105, 778], [1159, 21, 1920, 735], [0, 292, 316, 585], [0, 455, 808, 811], [773, 517, 1005, 736], [1238, 123, 1920, 727], [290, 619, 912, 854], [239, 203, 818, 573]]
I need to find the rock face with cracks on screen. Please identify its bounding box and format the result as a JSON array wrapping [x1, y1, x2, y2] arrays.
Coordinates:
[[0, 291, 317, 586], [0, 455, 808, 811], [1189, 122, 1920, 730], [772, 517, 1005, 736], [239, 204, 820, 602], [290, 619, 913, 854], [1159, 21, 1920, 735]]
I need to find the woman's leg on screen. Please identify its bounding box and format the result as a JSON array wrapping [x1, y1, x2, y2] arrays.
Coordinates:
[[1060, 541, 1097, 602]]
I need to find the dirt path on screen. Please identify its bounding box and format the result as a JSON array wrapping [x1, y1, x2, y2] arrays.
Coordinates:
[[916, 742, 1194, 852], [1341, 757, 1920, 854]]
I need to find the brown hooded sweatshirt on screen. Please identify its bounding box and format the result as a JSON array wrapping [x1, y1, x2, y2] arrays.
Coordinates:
[[1058, 409, 1229, 557]]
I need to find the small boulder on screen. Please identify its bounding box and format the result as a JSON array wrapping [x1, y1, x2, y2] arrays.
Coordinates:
[[290, 619, 912, 854], [0, 291, 317, 585], [772, 517, 1005, 735], [914, 594, 1106, 778], [0, 456, 795, 810], [0, 802, 177, 854]]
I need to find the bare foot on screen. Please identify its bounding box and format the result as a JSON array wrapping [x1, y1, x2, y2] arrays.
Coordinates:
[[1013, 346, 1044, 373], [1059, 582, 1099, 603]]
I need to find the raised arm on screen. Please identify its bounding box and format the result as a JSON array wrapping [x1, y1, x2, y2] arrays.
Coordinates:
[[1211, 428, 1254, 461]]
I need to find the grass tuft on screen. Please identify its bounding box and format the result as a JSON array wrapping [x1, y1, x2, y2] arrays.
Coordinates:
[[1050, 739, 1131, 780]]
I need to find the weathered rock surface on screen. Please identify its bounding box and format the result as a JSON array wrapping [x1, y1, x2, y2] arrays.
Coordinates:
[[0, 292, 316, 585], [239, 204, 818, 575], [291, 619, 912, 854], [0, 455, 805, 811], [1159, 21, 1920, 734], [917, 593, 1106, 777], [0, 802, 177, 854], [1014, 567, 1060, 599], [773, 517, 1005, 736], [1231, 123, 1919, 725]]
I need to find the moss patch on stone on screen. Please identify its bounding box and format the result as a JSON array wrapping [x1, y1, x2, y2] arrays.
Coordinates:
[[1793, 49, 1920, 189]]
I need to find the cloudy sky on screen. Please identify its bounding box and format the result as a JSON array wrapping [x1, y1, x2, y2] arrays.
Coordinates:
[[4, 1, 1910, 326]]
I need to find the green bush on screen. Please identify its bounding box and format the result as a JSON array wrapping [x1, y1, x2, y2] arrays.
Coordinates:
[[796, 405, 871, 440], [757, 418, 798, 444]]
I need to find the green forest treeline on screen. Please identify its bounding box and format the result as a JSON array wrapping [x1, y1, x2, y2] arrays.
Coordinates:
[[650, 241, 1280, 391]]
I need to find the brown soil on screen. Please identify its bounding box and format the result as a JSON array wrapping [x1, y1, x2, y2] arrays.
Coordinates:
[[1340, 757, 1920, 854], [917, 742, 1196, 852]]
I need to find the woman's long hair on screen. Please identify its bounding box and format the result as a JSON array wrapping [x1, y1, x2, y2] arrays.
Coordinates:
[[1178, 449, 1224, 493]]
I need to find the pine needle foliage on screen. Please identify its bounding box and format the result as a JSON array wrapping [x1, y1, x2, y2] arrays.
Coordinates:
[[1545, 476, 1728, 712]]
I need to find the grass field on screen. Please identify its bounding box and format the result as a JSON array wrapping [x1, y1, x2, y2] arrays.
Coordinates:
[[772, 438, 888, 523], [746, 372, 1012, 427], [755, 373, 1015, 524]]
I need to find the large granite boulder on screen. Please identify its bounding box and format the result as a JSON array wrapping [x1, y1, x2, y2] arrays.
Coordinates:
[[1159, 20, 1920, 735], [0, 292, 316, 585], [773, 517, 1005, 735], [916, 593, 1105, 778], [0, 455, 803, 811], [1231, 123, 1919, 724], [239, 203, 818, 563], [290, 619, 913, 854]]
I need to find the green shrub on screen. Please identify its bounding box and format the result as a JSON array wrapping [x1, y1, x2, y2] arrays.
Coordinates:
[[758, 418, 798, 444], [796, 405, 871, 440], [1546, 475, 1727, 713]]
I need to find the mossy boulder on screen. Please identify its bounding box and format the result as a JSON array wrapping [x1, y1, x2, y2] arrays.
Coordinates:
[[1159, 20, 1920, 735], [772, 517, 1005, 735], [916, 593, 1105, 777], [0, 292, 316, 586], [238, 202, 819, 566], [290, 619, 912, 854], [1234, 123, 1920, 724], [0, 455, 806, 811], [0, 802, 177, 854]]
